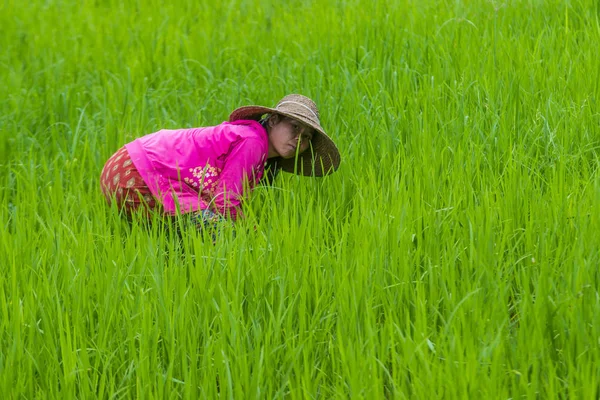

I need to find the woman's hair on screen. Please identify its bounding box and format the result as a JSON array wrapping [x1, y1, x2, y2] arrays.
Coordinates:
[[261, 159, 281, 184], [259, 114, 281, 185]]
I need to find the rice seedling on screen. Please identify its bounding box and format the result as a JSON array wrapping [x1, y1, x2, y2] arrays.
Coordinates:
[[1, 0, 599, 398]]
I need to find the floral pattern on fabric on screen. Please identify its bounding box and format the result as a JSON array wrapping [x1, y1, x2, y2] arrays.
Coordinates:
[[100, 146, 158, 216], [184, 164, 221, 194]]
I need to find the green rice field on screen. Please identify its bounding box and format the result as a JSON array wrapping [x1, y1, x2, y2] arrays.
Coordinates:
[[2, 0, 600, 398]]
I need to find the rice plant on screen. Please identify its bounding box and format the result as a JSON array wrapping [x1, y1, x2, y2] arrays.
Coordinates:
[[1, 0, 599, 398]]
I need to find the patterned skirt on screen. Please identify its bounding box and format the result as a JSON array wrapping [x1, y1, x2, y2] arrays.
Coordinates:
[[100, 146, 159, 216]]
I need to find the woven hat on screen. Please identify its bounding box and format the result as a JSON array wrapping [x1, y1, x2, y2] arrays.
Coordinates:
[[229, 94, 341, 177]]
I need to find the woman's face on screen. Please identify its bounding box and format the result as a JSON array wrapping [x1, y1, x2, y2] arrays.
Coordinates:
[[267, 115, 314, 159]]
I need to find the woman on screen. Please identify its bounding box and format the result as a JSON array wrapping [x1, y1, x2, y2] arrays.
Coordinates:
[[100, 94, 341, 229]]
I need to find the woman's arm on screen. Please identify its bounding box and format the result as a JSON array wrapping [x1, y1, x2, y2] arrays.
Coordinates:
[[210, 138, 266, 220]]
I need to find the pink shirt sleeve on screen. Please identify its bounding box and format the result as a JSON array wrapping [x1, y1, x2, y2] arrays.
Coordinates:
[[210, 137, 266, 220]]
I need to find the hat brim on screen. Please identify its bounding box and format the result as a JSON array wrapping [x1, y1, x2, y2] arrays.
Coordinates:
[[229, 105, 341, 177]]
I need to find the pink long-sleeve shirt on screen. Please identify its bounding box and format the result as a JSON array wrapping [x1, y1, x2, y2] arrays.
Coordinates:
[[125, 120, 268, 220]]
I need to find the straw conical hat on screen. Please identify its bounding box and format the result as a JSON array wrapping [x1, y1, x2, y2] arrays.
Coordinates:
[[229, 94, 340, 177]]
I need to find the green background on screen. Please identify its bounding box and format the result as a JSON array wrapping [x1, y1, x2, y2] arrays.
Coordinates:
[[1, 0, 599, 398]]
